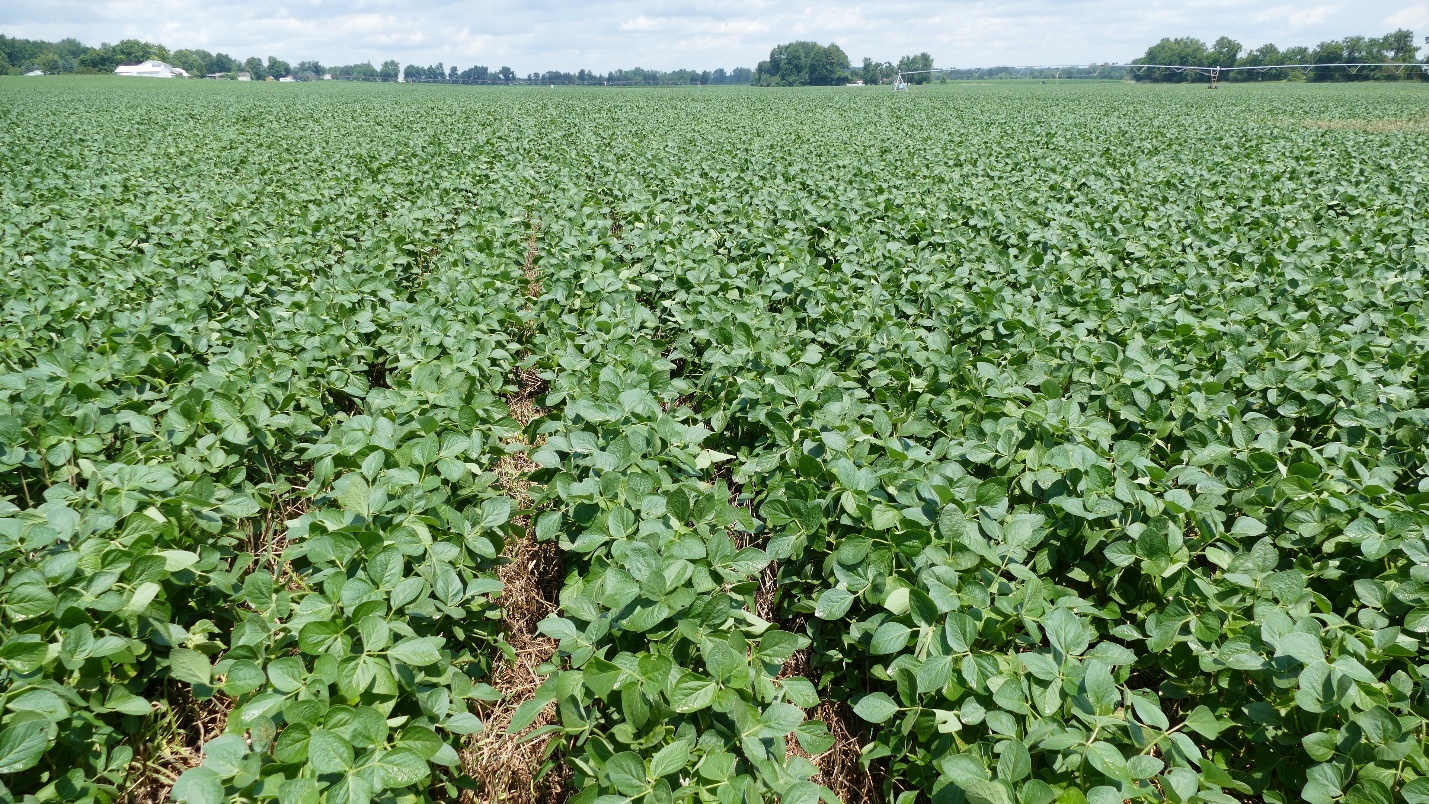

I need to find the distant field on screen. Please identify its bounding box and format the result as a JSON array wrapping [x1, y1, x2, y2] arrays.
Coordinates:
[[2, 77, 1428, 804]]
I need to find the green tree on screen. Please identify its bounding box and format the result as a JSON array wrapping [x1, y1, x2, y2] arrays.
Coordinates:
[[861, 58, 893, 85], [755, 41, 805, 85], [1339, 35, 1382, 78], [75, 39, 165, 71], [1210, 37, 1241, 67], [34, 51, 62, 74], [811, 43, 851, 85], [897, 52, 934, 83], [294, 60, 325, 81], [114, 39, 168, 65], [1235, 43, 1285, 80], [1310, 40, 1346, 81], [379, 60, 400, 80], [3, 34, 101, 73], [245, 56, 267, 80], [1377, 28, 1418, 62], [212, 53, 239, 73], [1282, 45, 1311, 69], [333, 61, 379, 79], [1374, 29, 1419, 79], [51, 37, 91, 64], [171, 48, 213, 73], [497, 66, 515, 81], [1132, 37, 1211, 81], [755, 41, 850, 86], [78, 46, 119, 72], [169, 49, 206, 77], [267, 56, 291, 79], [1130, 31, 1428, 84]]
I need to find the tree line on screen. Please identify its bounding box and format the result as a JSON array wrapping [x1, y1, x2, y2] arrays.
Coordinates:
[[752, 42, 937, 86], [0, 33, 331, 80], [1133, 30, 1426, 81], [0, 32, 876, 87], [8, 30, 1424, 86], [861, 53, 935, 84], [754, 42, 851, 86], [0, 35, 332, 80], [0, 34, 753, 86], [394, 63, 753, 85], [749, 30, 1427, 87]]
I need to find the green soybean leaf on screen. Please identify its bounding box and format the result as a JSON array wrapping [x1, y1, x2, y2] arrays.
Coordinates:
[[815, 587, 854, 619], [168, 648, 212, 686], [388, 637, 444, 666], [650, 740, 691, 778], [853, 693, 899, 724], [1182, 706, 1225, 739], [307, 729, 354, 774], [171, 767, 225, 804], [996, 740, 1032, 782], [671, 674, 718, 713], [605, 751, 646, 795], [374, 747, 429, 788], [870, 622, 911, 655], [0, 718, 49, 774]]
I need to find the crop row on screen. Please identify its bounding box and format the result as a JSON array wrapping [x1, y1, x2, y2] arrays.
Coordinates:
[[2, 79, 1428, 804]]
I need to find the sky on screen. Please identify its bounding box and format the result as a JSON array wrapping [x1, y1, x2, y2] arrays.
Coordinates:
[[3, 1, 1427, 73]]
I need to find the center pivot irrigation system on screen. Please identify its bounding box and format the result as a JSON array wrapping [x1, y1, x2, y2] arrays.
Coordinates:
[[890, 61, 1429, 89]]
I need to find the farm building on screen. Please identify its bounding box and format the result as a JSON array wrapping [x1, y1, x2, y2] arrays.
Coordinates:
[[115, 60, 188, 78], [25, 70, 45, 76]]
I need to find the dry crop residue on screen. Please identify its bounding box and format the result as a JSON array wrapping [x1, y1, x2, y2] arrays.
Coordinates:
[[1298, 116, 1429, 133], [779, 649, 882, 804], [460, 217, 569, 803]]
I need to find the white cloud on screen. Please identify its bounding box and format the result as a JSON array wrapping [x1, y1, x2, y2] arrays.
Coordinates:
[[1385, 2, 1429, 30], [1286, 5, 1338, 27], [618, 15, 770, 35], [1, 0, 1422, 72]]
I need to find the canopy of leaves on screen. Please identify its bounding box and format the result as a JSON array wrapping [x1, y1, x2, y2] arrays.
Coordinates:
[[1, 77, 1429, 804], [897, 52, 935, 84], [755, 41, 852, 86], [1134, 28, 1426, 81]]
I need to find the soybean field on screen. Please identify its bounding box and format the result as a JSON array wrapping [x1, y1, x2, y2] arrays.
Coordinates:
[[2, 77, 1429, 804]]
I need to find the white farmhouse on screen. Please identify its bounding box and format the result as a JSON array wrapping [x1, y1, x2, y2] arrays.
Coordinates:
[[25, 70, 45, 76], [115, 60, 188, 78]]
